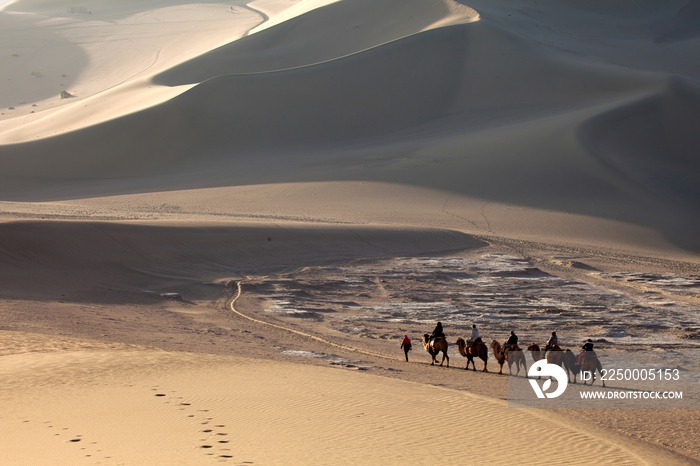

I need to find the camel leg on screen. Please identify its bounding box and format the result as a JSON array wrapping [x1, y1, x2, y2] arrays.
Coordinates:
[[482, 358, 488, 372]]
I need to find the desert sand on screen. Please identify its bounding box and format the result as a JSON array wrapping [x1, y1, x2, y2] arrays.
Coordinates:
[[1, 0, 699, 464]]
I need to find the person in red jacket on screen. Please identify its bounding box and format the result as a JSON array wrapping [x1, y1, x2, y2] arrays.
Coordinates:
[[400, 334, 412, 361]]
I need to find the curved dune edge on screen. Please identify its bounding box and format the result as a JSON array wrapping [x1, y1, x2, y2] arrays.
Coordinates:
[[0, 80, 197, 144], [0, 0, 279, 141], [0, 0, 478, 143], [0, 180, 694, 261], [0, 332, 690, 465]]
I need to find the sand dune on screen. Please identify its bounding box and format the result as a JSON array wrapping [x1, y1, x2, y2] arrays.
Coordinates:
[[2, 0, 698, 257], [0, 219, 484, 301], [154, 0, 477, 84], [1, 333, 694, 466], [1, 0, 700, 463], [579, 76, 700, 212], [0, 0, 298, 137]]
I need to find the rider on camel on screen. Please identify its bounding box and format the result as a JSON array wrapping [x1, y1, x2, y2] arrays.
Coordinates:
[[430, 321, 445, 348], [503, 330, 518, 357], [469, 324, 481, 346], [576, 339, 594, 365], [544, 331, 558, 358]]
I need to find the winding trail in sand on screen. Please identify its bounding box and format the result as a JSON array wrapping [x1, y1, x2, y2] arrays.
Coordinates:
[[227, 279, 399, 361]]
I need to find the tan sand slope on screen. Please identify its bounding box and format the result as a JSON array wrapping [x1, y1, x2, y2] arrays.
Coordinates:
[[1, 2, 700, 463], [0, 220, 484, 301], [1, 0, 699, 253], [0, 0, 263, 109], [1, 333, 692, 466], [153, 0, 478, 83], [2, 180, 694, 261], [0, 0, 474, 140], [579, 76, 700, 212], [0, 0, 310, 136]]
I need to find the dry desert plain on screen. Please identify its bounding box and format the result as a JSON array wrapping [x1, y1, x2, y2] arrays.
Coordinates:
[[1, 0, 700, 464]]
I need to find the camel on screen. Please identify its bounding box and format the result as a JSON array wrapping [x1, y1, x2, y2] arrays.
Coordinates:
[[564, 350, 605, 386], [455, 337, 488, 372], [421, 334, 449, 367], [491, 340, 527, 376], [527, 343, 573, 382]]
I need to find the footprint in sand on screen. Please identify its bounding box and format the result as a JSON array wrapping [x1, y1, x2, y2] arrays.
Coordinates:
[[154, 389, 237, 460]]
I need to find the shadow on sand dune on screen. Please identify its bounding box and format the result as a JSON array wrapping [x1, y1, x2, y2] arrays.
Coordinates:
[[578, 77, 700, 215], [0, 221, 486, 304]]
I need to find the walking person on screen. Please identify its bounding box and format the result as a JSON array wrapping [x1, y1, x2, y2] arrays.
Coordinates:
[[400, 334, 412, 361]]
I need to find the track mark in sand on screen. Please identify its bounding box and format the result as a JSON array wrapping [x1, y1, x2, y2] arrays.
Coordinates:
[[440, 197, 482, 230], [479, 202, 494, 234], [226, 281, 397, 362], [40, 421, 115, 461], [152, 389, 234, 461]]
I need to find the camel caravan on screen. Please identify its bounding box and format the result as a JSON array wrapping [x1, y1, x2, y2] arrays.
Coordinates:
[[419, 324, 605, 385]]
